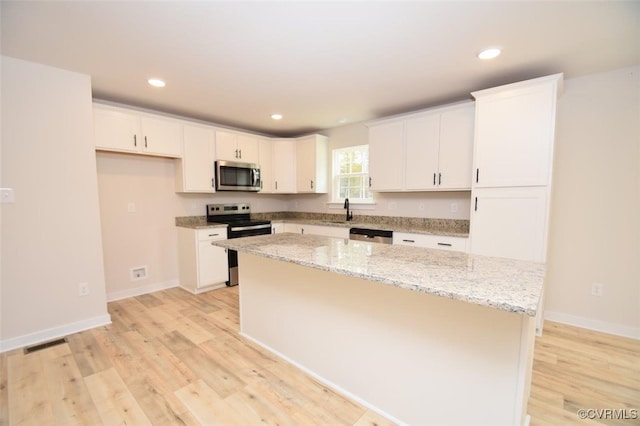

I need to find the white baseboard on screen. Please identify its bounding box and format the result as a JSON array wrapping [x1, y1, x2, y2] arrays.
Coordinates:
[[544, 311, 640, 340], [0, 314, 112, 353], [240, 331, 405, 426], [106, 279, 179, 302]]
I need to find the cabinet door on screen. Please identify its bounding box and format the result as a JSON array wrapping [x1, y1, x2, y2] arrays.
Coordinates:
[[93, 106, 141, 153], [302, 224, 349, 239], [368, 121, 404, 191], [438, 104, 474, 190], [197, 241, 229, 287], [237, 134, 260, 163], [404, 114, 440, 190], [393, 232, 468, 252], [469, 187, 548, 262], [258, 139, 274, 193], [283, 223, 303, 234], [473, 84, 556, 188], [140, 116, 182, 157], [272, 139, 297, 193], [215, 131, 239, 161], [179, 125, 215, 192], [296, 137, 316, 193]]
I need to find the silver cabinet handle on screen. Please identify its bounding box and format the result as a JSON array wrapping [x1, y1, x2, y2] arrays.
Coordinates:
[[235, 149, 238, 158], [403, 239, 415, 243], [433, 173, 436, 185], [438, 173, 442, 185], [437, 242, 452, 247], [133, 134, 137, 147], [310, 179, 314, 189], [275, 181, 278, 190], [144, 136, 148, 148], [211, 178, 215, 188], [239, 149, 242, 158], [208, 233, 220, 237], [369, 177, 372, 187]]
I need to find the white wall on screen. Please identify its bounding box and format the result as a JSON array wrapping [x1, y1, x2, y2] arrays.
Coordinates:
[[544, 66, 640, 338], [0, 57, 110, 351], [95, 151, 290, 300]]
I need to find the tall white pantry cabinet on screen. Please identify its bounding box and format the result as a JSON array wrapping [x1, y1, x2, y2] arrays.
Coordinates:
[[469, 74, 563, 264]]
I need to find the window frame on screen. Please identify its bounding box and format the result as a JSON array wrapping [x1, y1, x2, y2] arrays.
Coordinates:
[[331, 145, 373, 203]]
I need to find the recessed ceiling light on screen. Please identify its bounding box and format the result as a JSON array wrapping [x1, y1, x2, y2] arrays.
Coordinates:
[[337, 118, 348, 124], [478, 48, 501, 60], [271, 114, 283, 120], [147, 78, 166, 87]]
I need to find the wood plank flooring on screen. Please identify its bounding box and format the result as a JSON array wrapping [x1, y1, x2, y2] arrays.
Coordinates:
[[1, 286, 638, 425]]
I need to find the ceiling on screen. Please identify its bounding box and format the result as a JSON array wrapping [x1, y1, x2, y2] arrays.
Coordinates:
[[2, 1, 639, 137]]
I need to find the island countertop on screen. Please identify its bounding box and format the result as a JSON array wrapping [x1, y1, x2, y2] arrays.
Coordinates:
[[213, 232, 545, 316]]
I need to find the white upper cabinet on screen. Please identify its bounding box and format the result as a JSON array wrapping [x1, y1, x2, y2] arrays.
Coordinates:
[[404, 113, 440, 190], [296, 134, 328, 193], [368, 121, 405, 191], [437, 104, 475, 190], [175, 124, 216, 193], [215, 130, 260, 163], [272, 139, 297, 193], [140, 116, 183, 157], [472, 77, 560, 188], [367, 102, 474, 192], [258, 138, 274, 193], [93, 103, 182, 158]]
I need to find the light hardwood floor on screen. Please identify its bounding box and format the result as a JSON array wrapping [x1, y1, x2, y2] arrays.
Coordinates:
[[1, 286, 638, 425]]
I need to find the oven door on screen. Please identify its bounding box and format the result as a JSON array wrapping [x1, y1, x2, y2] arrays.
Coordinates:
[[215, 160, 261, 191], [227, 223, 272, 286]]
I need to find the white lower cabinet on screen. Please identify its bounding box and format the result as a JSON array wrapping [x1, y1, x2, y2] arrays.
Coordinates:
[[469, 187, 548, 262], [177, 227, 229, 294], [283, 223, 303, 234], [301, 224, 349, 239], [282, 223, 349, 239], [393, 232, 468, 253], [271, 222, 284, 234]]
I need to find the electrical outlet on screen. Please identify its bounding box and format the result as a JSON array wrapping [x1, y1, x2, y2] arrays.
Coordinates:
[[419, 203, 426, 211], [127, 202, 136, 213], [0, 188, 15, 203], [78, 282, 89, 297], [131, 266, 148, 281], [591, 282, 603, 297], [450, 202, 458, 213], [388, 202, 397, 210]]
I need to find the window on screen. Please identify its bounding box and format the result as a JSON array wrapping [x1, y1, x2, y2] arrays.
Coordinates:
[[332, 145, 372, 202]]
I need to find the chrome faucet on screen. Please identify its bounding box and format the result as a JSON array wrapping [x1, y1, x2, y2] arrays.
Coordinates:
[[344, 198, 353, 221]]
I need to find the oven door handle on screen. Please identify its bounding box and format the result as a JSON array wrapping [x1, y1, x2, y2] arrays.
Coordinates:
[[230, 224, 271, 232]]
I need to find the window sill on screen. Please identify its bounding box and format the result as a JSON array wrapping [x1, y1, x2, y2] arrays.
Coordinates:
[[326, 202, 377, 211]]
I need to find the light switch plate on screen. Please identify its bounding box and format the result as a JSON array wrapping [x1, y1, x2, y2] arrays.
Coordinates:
[[0, 188, 15, 203]]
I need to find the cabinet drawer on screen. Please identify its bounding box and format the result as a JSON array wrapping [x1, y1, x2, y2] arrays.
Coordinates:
[[393, 232, 468, 252], [196, 228, 227, 241]]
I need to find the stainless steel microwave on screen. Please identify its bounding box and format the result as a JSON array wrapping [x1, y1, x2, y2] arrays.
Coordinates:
[[215, 160, 261, 192]]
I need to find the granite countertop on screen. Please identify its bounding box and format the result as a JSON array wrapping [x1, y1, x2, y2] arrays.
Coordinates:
[[213, 233, 545, 316], [175, 216, 228, 230], [176, 213, 469, 237]]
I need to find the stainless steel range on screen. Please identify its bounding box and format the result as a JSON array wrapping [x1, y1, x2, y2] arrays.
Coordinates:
[[206, 203, 271, 286]]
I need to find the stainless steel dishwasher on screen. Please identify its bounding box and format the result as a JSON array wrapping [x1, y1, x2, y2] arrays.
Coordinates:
[[349, 227, 393, 244]]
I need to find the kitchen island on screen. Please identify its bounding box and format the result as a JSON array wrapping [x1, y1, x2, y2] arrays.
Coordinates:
[[214, 233, 545, 425]]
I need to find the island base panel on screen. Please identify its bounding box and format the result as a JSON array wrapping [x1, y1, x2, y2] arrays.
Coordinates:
[[238, 253, 534, 426]]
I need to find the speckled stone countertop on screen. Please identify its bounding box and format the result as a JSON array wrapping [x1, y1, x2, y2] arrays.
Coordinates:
[[175, 216, 227, 229], [177, 212, 469, 237], [213, 233, 544, 316]]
